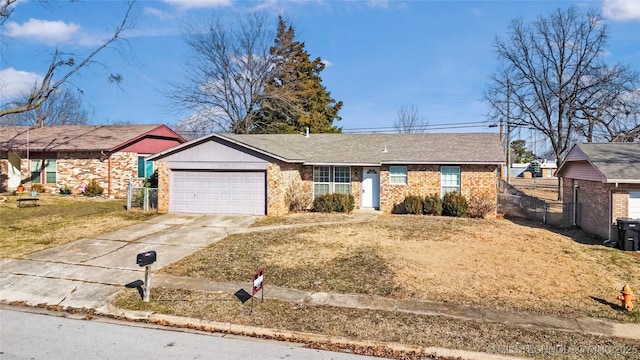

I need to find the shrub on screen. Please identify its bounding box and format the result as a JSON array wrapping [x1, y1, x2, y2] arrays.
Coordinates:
[[403, 195, 423, 215], [442, 191, 468, 217], [423, 193, 442, 216], [145, 170, 159, 188], [313, 193, 355, 213], [467, 191, 496, 219], [285, 181, 313, 212], [83, 179, 104, 197]]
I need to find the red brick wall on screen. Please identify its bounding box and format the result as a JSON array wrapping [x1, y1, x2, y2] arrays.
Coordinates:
[[13, 151, 141, 198], [562, 179, 640, 240], [379, 164, 498, 216]]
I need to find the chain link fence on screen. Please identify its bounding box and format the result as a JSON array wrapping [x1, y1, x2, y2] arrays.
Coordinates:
[[126, 178, 158, 211], [497, 180, 571, 227]]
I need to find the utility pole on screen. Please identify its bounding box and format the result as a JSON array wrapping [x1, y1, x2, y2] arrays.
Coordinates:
[[506, 80, 511, 185]]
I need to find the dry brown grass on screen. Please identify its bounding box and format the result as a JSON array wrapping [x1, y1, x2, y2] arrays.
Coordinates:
[[161, 214, 640, 322], [0, 194, 157, 258], [114, 288, 640, 360]]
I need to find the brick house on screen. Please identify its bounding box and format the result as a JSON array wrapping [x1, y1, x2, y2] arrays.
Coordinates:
[[147, 132, 504, 216], [555, 143, 640, 241], [1, 125, 185, 197]]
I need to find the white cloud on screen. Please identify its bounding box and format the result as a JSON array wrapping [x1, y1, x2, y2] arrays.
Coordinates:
[[603, 0, 640, 22], [368, 0, 389, 8], [144, 7, 174, 20], [162, 0, 233, 10], [321, 59, 333, 67], [0, 68, 40, 101], [4, 18, 80, 45]]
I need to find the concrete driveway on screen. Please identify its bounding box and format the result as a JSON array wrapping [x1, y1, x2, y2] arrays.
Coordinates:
[[0, 214, 258, 312]]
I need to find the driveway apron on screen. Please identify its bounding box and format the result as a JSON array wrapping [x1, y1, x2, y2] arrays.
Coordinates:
[[0, 214, 257, 311]]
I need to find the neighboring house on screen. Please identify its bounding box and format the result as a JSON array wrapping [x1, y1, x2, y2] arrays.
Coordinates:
[[509, 160, 557, 178], [555, 143, 640, 241], [147, 132, 504, 216], [0, 125, 185, 197]]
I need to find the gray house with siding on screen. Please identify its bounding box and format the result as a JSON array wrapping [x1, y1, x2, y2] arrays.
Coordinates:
[[556, 143, 640, 241]]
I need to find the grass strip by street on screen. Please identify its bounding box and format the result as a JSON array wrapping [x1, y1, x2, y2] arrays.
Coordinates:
[[113, 288, 640, 360], [160, 215, 640, 323], [0, 194, 157, 258]]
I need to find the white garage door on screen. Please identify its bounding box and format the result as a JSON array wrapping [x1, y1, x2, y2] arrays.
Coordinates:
[[171, 171, 266, 215], [630, 191, 640, 219]]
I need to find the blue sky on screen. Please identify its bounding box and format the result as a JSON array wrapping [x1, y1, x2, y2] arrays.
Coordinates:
[[1, 0, 639, 136]]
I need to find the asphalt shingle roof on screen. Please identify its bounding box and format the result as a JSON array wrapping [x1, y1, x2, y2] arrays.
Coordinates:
[[576, 143, 640, 182], [216, 133, 505, 165], [1, 125, 165, 152]]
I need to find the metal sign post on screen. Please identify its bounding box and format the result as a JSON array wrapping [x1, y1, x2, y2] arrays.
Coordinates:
[[251, 268, 265, 313]]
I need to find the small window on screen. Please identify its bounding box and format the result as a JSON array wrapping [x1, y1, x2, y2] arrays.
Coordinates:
[[333, 166, 351, 194], [389, 166, 407, 185], [137, 156, 153, 178], [313, 166, 331, 197], [441, 166, 460, 194], [30, 159, 56, 184]]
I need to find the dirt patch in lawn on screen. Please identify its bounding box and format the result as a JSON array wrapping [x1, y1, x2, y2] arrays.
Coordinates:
[[161, 214, 640, 322], [0, 194, 157, 258]]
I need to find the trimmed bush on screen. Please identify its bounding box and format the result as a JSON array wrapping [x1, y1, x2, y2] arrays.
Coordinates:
[[442, 191, 468, 217], [403, 195, 423, 215], [83, 179, 104, 197], [313, 193, 355, 213], [423, 193, 443, 216], [468, 191, 496, 219]]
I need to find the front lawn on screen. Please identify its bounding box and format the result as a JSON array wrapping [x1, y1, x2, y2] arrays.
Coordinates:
[[159, 214, 640, 323], [0, 194, 157, 258]]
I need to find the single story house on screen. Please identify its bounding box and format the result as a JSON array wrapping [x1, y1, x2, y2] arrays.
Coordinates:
[[0, 125, 185, 197], [555, 143, 640, 241], [509, 160, 557, 178], [147, 132, 505, 216]]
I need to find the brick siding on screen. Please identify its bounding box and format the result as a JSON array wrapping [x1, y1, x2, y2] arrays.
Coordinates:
[[2, 151, 142, 198], [562, 179, 640, 241]]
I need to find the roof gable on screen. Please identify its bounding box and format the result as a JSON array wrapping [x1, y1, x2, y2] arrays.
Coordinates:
[[557, 143, 640, 183]]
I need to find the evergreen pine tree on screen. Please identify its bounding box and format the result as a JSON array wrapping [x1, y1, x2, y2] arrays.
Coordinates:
[[254, 17, 342, 134]]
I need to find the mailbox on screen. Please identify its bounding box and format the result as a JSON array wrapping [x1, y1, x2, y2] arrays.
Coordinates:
[[136, 250, 157, 267]]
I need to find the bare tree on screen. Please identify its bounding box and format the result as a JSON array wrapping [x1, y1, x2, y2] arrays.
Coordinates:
[[394, 104, 428, 133], [3, 88, 91, 127], [169, 12, 276, 134], [0, 0, 135, 119], [485, 6, 640, 198]]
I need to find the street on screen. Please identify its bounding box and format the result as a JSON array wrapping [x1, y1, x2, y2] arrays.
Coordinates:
[[0, 307, 382, 360]]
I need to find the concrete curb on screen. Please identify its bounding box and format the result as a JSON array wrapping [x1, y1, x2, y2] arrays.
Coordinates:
[[107, 304, 529, 360]]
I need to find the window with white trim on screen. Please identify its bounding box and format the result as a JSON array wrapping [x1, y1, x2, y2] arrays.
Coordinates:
[[313, 166, 351, 197], [389, 166, 407, 185], [441, 166, 460, 195], [333, 166, 351, 194]]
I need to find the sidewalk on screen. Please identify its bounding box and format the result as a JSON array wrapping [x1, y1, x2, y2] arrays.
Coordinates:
[[2, 212, 639, 359]]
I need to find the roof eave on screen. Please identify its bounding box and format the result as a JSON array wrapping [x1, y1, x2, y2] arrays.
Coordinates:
[[606, 179, 640, 184]]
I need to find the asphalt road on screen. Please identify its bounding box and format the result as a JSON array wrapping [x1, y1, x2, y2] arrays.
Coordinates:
[[0, 307, 381, 360]]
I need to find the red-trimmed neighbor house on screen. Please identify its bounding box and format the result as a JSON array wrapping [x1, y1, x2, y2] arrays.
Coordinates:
[[1, 125, 185, 197], [147, 132, 505, 216]]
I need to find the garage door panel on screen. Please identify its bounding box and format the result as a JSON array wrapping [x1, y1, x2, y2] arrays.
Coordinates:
[[630, 192, 640, 219], [171, 171, 265, 215]]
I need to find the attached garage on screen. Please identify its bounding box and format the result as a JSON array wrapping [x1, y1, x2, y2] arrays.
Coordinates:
[[170, 171, 266, 215], [630, 191, 640, 219]]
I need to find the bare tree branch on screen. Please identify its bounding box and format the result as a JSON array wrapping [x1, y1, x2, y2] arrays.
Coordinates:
[[0, 0, 135, 119], [394, 104, 429, 133]]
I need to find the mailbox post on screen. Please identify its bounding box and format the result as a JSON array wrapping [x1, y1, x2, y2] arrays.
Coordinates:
[[136, 250, 157, 302]]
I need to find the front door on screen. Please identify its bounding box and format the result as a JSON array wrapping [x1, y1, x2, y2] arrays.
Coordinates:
[[361, 167, 380, 209]]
